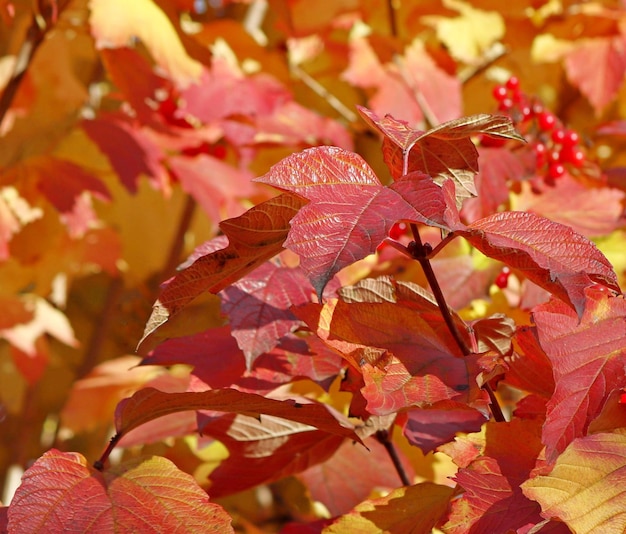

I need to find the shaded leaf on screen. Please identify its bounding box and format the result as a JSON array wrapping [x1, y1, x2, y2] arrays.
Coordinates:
[[296, 437, 415, 516], [255, 146, 456, 297], [220, 260, 312, 368], [505, 326, 555, 399], [198, 411, 345, 497], [139, 193, 306, 349], [7, 450, 232, 533], [523, 431, 626, 534], [323, 482, 454, 534], [114, 387, 360, 443], [441, 419, 548, 534], [533, 287, 626, 462], [295, 280, 477, 415], [401, 401, 487, 454], [457, 211, 620, 317]]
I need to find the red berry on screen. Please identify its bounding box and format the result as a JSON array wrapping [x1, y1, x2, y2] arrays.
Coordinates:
[[520, 105, 533, 121], [548, 149, 561, 164], [537, 111, 556, 131], [533, 143, 547, 167], [547, 162, 565, 179], [551, 128, 566, 144], [562, 129, 580, 147], [494, 267, 511, 289], [498, 98, 514, 111], [492, 85, 508, 101], [560, 146, 585, 167], [389, 222, 407, 240], [505, 76, 520, 91], [621, 391, 626, 404]]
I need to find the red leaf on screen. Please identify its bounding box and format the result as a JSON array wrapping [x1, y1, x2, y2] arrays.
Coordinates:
[[296, 437, 415, 516], [7, 450, 232, 533], [255, 146, 455, 297], [114, 387, 361, 444], [441, 419, 549, 534], [457, 211, 620, 317], [462, 146, 526, 222], [400, 401, 487, 454], [533, 287, 626, 462], [200, 412, 345, 497], [295, 278, 478, 415], [141, 326, 247, 389], [564, 30, 626, 115], [505, 326, 555, 399], [220, 261, 313, 368], [139, 193, 306, 349], [27, 156, 111, 212], [168, 154, 255, 222], [83, 115, 169, 193], [358, 107, 522, 206], [512, 173, 625, 237], [100, 47, 171, 125]]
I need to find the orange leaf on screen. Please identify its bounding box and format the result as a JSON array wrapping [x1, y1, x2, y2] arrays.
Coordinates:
[[7, 450, 233, 533], [114, 387, 361, 444]]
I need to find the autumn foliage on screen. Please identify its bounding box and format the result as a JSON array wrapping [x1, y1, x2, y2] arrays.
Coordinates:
[[2, 0, 626, 532]]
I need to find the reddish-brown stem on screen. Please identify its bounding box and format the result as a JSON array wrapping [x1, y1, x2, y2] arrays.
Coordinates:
[[376, 430, 411, 486], [94, 434, 121, 471], [0, 1, 69, 128], [408, 224, 506, 423]]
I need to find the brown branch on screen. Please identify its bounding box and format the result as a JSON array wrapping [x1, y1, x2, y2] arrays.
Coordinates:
[[376, 430, 411, 486], [408, 224, 506, 423]]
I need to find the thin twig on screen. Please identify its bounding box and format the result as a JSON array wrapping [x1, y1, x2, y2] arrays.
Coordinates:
[[290, 64, 357, 123], [386, 0, 398, 38], [160, 194, 197, 281], [376, 430, 411, 486]]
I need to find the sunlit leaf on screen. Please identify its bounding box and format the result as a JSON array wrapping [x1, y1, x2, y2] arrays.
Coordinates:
[[255, 146, 456, 297], [533, 287, 626, 462], [458, 211, 620, 317], [90, 0, 202, 87], [358, 106, 522, 206], [7, 450, 233, 533], [323, 482, 454, 534], [441, 419, 550, 534], [523, 431, 626, 534]]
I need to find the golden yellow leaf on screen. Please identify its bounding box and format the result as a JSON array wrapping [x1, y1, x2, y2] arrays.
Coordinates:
[[422, 0, 505, 64], [89, 0, 202, 87], [522, 431, 626, 534]]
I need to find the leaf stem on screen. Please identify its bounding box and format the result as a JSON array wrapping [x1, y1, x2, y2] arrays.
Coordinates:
[[376, 430, 411, 486], [94, 434, 121, 471], [407, 224, 506, 422]]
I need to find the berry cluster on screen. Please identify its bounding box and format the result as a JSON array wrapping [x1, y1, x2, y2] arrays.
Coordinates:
[[485, 76, 587, 182]]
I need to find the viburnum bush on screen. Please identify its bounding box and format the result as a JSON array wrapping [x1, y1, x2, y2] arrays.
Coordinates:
[[2, 0, 626, 533]]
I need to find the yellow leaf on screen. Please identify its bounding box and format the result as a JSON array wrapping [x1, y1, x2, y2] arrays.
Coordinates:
[[89, 0, 202, 87], [531, 34, 576, 63], [422, 0, 505, 64], [522, 431, 626, 534]]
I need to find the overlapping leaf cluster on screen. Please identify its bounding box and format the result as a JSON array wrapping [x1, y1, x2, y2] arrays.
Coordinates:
[[3, 1, 626, 533]]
